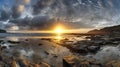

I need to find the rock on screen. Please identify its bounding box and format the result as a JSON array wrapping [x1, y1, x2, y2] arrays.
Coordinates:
[[25, 39, 29, 41], [87, 46, 100, 53], [0, 54, 12, 64], [91, 65, 101, 67], [53, 55, 58, 58], [17, 59, 28, 67], [11, 60, 18, 67], [7, 40, 20, 44], [110, 38, 120, 41], [44, 51, 49, 55], [69, 44, 88, 54], [34, 64, 41, 67], [41, 38, 52, 42], [38, 43, 43, 46], [0, 40, 3, 43], [73, 47, 88, 54], [63, 55, 80, 67], [0, 29, 6, 33], [39, 62, 50, 67], [80, 61, 90, 67], [63, 55, 102, 67], [106, 61, 120, 67], [104, 41, 116, 45], [0, 61, 5, 67]]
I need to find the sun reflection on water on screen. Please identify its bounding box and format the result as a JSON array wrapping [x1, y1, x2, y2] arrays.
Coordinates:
[[55, 35, 62, 40]]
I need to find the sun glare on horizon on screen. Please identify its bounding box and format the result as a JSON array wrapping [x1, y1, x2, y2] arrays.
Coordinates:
[[54, 25, 65, 40], [54, 25, 65, 34]]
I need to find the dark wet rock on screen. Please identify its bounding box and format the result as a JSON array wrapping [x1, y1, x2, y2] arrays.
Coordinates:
[[73, 46, 88, 54], [0, 40, 3, 43], [0, 29, 6, 33], [63, 41, 74, 44], [0, 56, 2, 61], [31, 54, 42, 64], [44, 51, 49, 55], [110, 38, 120, 41], [38, 43, 43, 46], [63, 44, 88, 54], [61, 39, 101, 54], [41, 38, 52, 42], [1, 46, 7, 50], [0, 45, 7, 53], [7, 40, 20, 44], [63, 55, 86, 67], [17, 59, 28, 67], [0, 54, 50, 67], [1, 41, 5, 44], [39, 62, 50, 67], [87, 46, 100, 53], [104, 41, 118, 45], [60, 41, 89, 54], [10, 60, 18, 67], [0, 61, 5, 67], [63, 55, 102, 67], [9, 45, 15, 48], [0, 46, 2, 52], [106, 61, 120, 67], [0, 54, 12, 64], [53, 54, 58, 58], [89, 60, 102, 67], [25, 39, 29, 41], [90, 36, 103, 41]]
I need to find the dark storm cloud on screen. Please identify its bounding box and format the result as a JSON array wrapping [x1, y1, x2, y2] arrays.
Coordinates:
[[0, 8, 11, 20], [11, 0, 31, 19], [0, 4, 12, 21], [10, 15, 56, 30], [33, 0, 53, 14], [11, 5, 24, 19]]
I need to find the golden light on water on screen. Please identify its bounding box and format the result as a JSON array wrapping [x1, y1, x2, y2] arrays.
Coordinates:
[[56, 35, 62, 40]]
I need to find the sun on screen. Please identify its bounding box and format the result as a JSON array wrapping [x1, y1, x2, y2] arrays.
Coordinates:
[[56, 27, 62, 33], [54, 26, 64, 34]]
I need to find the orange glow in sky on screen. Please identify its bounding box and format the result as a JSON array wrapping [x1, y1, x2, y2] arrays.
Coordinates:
[[7, 24, 94, 33], [54, 25, 64, 34]]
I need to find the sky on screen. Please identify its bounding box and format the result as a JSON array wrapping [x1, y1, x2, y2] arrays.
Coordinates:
[[0, 0, 13, 8], [0, 0, 120, 32]]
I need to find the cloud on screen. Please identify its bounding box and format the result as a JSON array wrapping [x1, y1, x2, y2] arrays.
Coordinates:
[[1, 0, 120, 30], [10, 15, 56, 30], [14, 0, 31, 5]]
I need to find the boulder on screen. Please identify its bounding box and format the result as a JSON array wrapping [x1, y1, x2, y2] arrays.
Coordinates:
[[63, 55, 102, 67], [87, 46, 100, 53], [0, 29, 6, 33], [106, 61, 120, 67]]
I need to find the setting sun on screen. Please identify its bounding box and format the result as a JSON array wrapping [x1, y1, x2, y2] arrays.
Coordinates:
[[54, 25, 64, 34], [56, 28, 63, 33]]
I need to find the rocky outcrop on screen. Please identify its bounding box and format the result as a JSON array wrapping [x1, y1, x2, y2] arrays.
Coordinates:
[[0, 55, 51, 67], [87, 29, 109, 34], [63, 55, 102, 67], [87, 25, 120, 35], [0, 29, 6, 33], [106, 61, 120, 67]]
